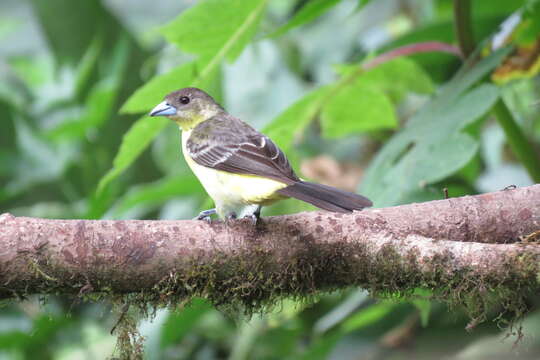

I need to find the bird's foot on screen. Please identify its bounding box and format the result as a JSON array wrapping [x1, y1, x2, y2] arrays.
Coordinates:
[[243, 206, 262, 226], [225, 212, 237, 226], [194, 208, 216, 223], [245, 214, 257, 226]]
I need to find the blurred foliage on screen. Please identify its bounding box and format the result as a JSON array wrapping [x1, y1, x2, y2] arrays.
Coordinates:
[[1, 0, 540, 359]]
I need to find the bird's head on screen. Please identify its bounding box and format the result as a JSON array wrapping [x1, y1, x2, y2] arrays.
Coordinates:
[[149, 87, 223, 130]]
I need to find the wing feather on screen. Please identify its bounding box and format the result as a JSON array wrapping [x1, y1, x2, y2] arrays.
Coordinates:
[[186, 115, 299, 184]]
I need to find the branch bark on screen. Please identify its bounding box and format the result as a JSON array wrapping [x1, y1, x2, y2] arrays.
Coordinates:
[[1, 185, 539, 314]]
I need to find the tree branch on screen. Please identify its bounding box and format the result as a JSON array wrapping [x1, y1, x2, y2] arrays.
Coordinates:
[[0, 185, 539, 315]]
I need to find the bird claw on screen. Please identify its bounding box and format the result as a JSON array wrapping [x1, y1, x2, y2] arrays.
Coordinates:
[[224, 212, 237, 226], [243, 214, 259, 226], [243, 206, 261, 226], [197, 216, 213, 224], [194, 208, 216, 223], [196, 207, 262, 226]]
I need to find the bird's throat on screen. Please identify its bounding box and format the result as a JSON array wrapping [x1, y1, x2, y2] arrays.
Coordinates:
[[173, 107, 221, 131], [174, 116, 201, 132]]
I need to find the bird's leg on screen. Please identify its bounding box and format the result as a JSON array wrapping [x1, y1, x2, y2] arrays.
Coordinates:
[[194, 208, 216, 223], [243, 206, 262, 226], [225, 212, 237, 225], [253, 205, 261, 219]]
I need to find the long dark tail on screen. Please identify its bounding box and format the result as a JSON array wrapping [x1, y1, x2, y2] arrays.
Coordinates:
[[276, 181, 372, 213]]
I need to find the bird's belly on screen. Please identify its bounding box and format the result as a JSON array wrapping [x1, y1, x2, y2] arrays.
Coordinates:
[[218, 172, 287, 204], [186, 156, 286, 205]]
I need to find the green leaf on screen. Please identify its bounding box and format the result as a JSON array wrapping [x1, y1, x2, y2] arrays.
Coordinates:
[[29, 0, 146, 68], [264, 87, 329, 152], [7, 120, 76, 195], [314, 290, 368, 334], [97, 116, 168, 194], [321, 84, 397, 138], [411, 289, 432, 327], [74, 33, 103, 99], [30, 0, 106, 64], [360, 57, 434, 97], [48, 38, 129, 140], [269, 0, 342, 38], [266, 58, 431, 148], [47, 79, 117, 140], [160, 0, 268, 62], [160, 298, 213, 348], [360, 49, 509, 207], [120, 62, 197, 114], [357, 0, 374, 8], [340, 302, 396, 333], [416, 301, 431, 327], [296, 332, 342, 360], [336, 57, 434, 100], [516, 1, 540, 45], [111, 175, 203, 218]]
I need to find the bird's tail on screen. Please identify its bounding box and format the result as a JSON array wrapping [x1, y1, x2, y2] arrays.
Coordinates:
[[276, 181, 372, 213]]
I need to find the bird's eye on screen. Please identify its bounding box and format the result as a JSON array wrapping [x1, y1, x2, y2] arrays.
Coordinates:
[[179, 96, 190, 105]]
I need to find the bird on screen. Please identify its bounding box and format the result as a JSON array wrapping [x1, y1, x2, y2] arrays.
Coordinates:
[[149, 87, 372, 222]]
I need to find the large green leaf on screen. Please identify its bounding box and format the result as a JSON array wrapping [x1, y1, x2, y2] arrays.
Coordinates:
[[321, 83, 397, 138], [160, 0, 268, 62], [97, 116, 168, 194], [360, 49, 509, 207], [269, 0, 342, 38], [110, 175, 203, 218], [359, 57, 435, 101], [266, 58, 431, 144], [340, 57, 435, 99], [264, 87, 329, 152]]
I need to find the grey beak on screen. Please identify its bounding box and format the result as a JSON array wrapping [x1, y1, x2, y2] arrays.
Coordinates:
[[150, 101, 177, 116]]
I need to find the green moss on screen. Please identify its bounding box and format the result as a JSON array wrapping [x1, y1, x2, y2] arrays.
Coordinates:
[[110, 302, 145, 360]]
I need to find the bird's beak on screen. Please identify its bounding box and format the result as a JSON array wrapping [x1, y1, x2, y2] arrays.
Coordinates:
[[149, 101, 177, 117]]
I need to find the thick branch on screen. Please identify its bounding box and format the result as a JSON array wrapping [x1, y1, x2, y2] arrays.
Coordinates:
[[0, 185, 539, 312]]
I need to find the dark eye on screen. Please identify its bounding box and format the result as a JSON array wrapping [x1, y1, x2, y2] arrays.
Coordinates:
[[179, 96, 190, 105]]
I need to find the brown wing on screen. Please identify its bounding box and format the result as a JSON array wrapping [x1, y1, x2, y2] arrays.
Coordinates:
[[186, 114, 299, 184]]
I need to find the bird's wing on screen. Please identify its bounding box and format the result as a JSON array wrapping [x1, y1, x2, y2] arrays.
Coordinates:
[[186, 115, 299, 184]]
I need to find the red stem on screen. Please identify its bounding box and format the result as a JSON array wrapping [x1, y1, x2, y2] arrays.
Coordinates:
[[362, 41, 463, 70]]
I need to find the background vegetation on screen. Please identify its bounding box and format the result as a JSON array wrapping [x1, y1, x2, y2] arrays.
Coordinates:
[[1, 0, 539, 358]]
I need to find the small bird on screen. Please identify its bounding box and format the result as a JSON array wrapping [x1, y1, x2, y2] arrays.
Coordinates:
[[150, 87, 372, 222]]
